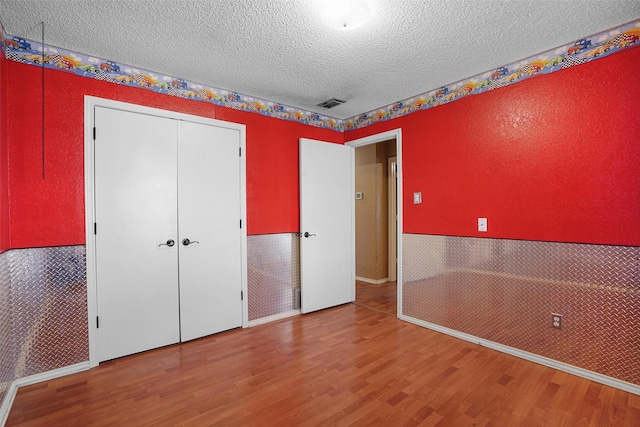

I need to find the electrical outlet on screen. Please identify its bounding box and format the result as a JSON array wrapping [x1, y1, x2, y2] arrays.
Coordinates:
[[551, 313, 562, 329]]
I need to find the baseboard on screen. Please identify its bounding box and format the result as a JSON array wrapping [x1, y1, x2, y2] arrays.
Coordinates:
[[0, 362, 90, 427], [0, 381, 18, 427], [399, 315, 640, 396], [247, 309, 300, 327], [14, 362, 90, 388], [356, 276, 389, 284]]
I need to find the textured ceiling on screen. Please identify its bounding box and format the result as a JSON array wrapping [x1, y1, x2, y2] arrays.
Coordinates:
[[1, 0, 639, 119]]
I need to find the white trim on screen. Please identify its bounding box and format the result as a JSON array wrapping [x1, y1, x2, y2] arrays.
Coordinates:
[[0, 362, 90, 426], [84, 98, 99, 367], [350, 147, 356, 302], [84, 96, 248, 368], [238, 126, 249, 329], [400, 314, 640, 396], [247, 310, 301, 327], [356, 276, 389, 285], [0, 382, 17, 427], [345, 129, 400, 148], [387, 157, 398, 282], [346, 128, 403, 318], [14, 362, 90, 387]]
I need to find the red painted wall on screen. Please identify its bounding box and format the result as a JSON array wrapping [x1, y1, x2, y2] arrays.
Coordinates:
[[0, 52, 9, 252], [6, 60, 342, 249], [6, 46, 639, 249], [215, 108, 343, 236], [346, 47, 640, 247]]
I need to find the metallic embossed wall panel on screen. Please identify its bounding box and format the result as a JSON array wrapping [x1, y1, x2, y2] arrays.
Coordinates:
[[0, 245, 88, 420], [247, 234, 300, 321], [0, 250, 12, 407], [402, 234, 640, 386], [10, 246, 88, 377]]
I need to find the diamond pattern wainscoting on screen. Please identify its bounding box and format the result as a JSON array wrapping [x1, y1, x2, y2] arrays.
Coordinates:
[[0, 246, 88, 414], [402, 234, 640, 387], [247, 233, 301, 322], [0, 251, 12, 408]]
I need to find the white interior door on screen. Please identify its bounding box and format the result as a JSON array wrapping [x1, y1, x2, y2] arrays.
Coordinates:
[[178, 122, 243, 341], [299, 138, 355, 313], [94, 107, 180, 362]]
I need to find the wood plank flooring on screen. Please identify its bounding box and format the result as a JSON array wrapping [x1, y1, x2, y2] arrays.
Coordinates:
[[7, 302, 640, 426], [354, 280, 397, 316]]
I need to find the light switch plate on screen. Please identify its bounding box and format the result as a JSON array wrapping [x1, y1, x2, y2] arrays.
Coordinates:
[[478, 218, 487, 232], [413, 192, 422, 204]]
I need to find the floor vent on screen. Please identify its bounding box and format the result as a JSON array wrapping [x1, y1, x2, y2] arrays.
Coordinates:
[[317, 98, 346, 109]]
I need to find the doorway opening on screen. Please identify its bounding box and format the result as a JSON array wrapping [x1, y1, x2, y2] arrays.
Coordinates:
[[346, 130, 402, 317]]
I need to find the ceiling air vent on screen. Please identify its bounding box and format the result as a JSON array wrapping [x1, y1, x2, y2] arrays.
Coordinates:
[[317, 98, 346, 109]]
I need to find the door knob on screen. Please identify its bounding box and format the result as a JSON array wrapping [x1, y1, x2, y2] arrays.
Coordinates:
[[158, 239, 175, 247], [303, 232, 316, 238], [182, 238, 200, 246]]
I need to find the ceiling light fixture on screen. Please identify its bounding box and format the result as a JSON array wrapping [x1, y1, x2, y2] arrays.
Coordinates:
[[317, 0, 373, 31]]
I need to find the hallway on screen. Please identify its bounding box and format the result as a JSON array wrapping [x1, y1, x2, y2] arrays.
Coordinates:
[[354, 280, 397, 317]]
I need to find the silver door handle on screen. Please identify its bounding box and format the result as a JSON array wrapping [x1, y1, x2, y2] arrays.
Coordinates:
[[182, 238, 200, 246], [303, 232, 316, 238], [158, 239, 175, 247]]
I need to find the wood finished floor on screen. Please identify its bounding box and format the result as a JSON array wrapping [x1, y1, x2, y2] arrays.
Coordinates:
[[354, 280, 397, 316], [8, 295, 640, 426]]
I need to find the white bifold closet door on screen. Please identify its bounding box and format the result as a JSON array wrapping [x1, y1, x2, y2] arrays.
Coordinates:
[[94, 107, 242, 362]]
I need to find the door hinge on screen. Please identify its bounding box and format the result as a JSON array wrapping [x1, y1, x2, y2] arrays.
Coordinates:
[[241, 291, 244, 301], [93, 127, 96, 140], [239, 147, 242, 157], [96, 316, 99, 328], [94, 222, 97, 235], [240, 219, 242, 228]]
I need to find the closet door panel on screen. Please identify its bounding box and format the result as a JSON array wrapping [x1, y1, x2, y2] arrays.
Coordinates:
[[178, 122, 243, 341], [94, 107, 180, 362]]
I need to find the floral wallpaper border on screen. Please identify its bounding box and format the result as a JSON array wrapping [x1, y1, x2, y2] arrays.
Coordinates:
[[2, 19, 639, 132], [344, 20, 640, 131], [0, 22, 342, 132]]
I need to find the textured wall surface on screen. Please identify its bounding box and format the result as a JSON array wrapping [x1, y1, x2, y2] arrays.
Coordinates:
[[5, 61, 341, 249], [247, 234, 300, 321], [402, 234, 640, 386], [346, 47, 640, 247], [2, 1, 639, 120], [0, 246, 88, 413], [6, 35, 640, 249]]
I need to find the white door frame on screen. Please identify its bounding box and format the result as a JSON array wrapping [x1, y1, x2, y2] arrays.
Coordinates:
[[346, 129, 403, 317], [388, 157, 398, 282], [84, 96, 248, 367]]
